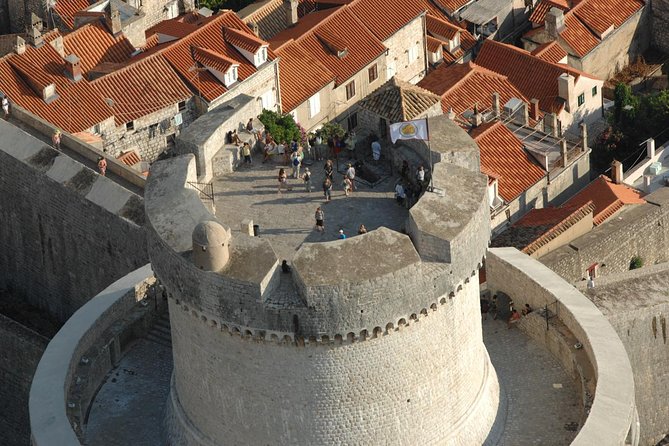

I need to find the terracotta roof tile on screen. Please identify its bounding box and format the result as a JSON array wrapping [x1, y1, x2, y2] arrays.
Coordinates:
[[491, 201, 595, 253], [160, 11, 275, 102], [476, 40, 592, 114], [223, 26, 267, 53], [572, 0, 644, 37], [117, 150, 141, 165], [432, 0, 470, 13], [240, 0, 316, 40], [529, 0, 570, 25], [147, 19, 199, 40], [426, 35, 443, 53], [357, 77, 440, 122], [562, 175, 645, 225], [427, 14, 459, 40], [91, 55, 191, 125], [418, 62, 530, 120], [271, 6, 386, 87], [531, 40, 567, 63], [192, 46, 238, 75], [560, 13, 600, 56], [275, 42, 334, 112], [53, 0, 91, 29], [471, 121, 546, 202], [349, 0, 425, 41], [0, 44, 112, 133], [62, 22, 135, 75]]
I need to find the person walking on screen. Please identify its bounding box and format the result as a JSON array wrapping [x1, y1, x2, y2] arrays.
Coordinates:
[[338, 229, 346, 240], [278, 168, 290, 194], [322, 177, 332, 202], [241, 142, 252, 166], [314, 207, 325, 232], [302, 168, 312, 192], [2, 95, 9, 119], [345, 163, 356, 191], [291, 151, 301, 178], [324, 159, 334, 182], [97, 156, 107, 176], [52, 130, 61, 151], [343, 177, 352, 197]]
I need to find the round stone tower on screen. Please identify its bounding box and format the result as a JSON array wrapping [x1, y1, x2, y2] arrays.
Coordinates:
[[145, 122, 499, 445]]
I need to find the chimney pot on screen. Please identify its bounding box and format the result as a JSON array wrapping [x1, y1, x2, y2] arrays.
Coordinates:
[[611, 160, 623, 184], [529, 98, 540, 121], [14, 36, 26, 55], [64, 54, 83, 82], [492, 92, 500, 118], [284, 0, 298, 27], [647, 138, 656, 158], [558, 73, 575, 112], [545, 7, 565, 38]]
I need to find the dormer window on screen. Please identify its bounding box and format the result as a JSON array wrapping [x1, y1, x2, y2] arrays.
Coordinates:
[[448, 33, 460, 53], [224, 66, 238, 87], [254, 46, 268, 67]]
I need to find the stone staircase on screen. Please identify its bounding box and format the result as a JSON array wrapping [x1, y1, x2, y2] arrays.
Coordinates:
[[146, 312, 171, 348]]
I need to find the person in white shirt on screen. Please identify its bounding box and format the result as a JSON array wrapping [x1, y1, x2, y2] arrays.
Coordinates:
[[345, 163, 356, 191]]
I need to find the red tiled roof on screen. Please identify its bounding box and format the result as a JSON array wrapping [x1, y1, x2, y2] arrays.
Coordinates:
[[531, 41, 567, 63], [573, 0, 644, 37], [147, 19, 199, 40], [491, 200, 595, 254], [426, 35, 443, 53], [192, 46, 238, 75], [418, 62, 530, 120], [271, 6, 386, 87], [62, 22, 135, 75], [476, 40, 592, 114], [0, 44, 112, 133], [348, 0, 425, 41], [240, 0, 317, 40], [529, 0, 570, 25], [53, 0, 90, 29], [223, 26, 266, 53], [427, 14, 459, 40], [562, 175, 645, 225], [432, 0, 470, 13], [117, 150, 141, 165], [471, 122, 546, 202], [275, 42, 335, 112], [560, 13, 600, 56], [160, 11, 275, 102], [91, 54, 191, 125]]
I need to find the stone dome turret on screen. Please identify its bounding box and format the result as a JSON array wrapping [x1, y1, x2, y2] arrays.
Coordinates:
[[192, 220, 230, 272]]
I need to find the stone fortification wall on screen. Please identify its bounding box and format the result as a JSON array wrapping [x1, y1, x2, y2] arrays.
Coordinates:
[[0, 315, 48, 446], [0, 120, 147, 322], [486, 248, 638, 446], [582, 263, 669, 445], [165, 278, 500, 446], [540, 187, 669, 283]]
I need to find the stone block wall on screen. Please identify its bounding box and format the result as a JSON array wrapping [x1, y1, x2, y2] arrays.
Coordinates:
[[0, 121, 148, 322], [208, 60, 279, 114], [540, 188, 669, 283], [0, 315, 48, 446], [384, 14, 426, 85]]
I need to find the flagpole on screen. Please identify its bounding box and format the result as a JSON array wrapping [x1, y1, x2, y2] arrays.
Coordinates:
[[425, 117, 433, 192]]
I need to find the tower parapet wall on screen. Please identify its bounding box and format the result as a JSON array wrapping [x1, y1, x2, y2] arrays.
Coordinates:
[[146, 151, 490, 339]]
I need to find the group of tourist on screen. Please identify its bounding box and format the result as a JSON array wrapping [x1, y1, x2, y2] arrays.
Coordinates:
[[314, 205, 368, 240], [394, 160, 430, 208], [480, 294, 533, 329]]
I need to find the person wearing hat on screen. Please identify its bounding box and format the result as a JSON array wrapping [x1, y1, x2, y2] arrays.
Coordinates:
[[338, 229, 346, 240]]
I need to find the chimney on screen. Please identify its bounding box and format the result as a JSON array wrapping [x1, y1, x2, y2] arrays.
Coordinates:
[[545, 7, 565, 38], [514, 102, 529, 126], [643, 175, 652, 193], [448, 107, 456, 120], [471, 103, 483, 127], [558, 73, 575, 112], [284, 0, 298, 27], [42, 83, 57, 103], [106, 4, 123, 36], [64, 54, 83, 82], [611, 160, 623, 184], [580, 122, 588, 152], [561, 139, 568, 167], [249, 21, 260, 37], [529, 98, 540, 121], [26, 19, 44, 48], [14, 36, 26, 55], [544, 113, 558, 136], [492, 92, 500, 118], [647, 138, 656, 158], [50, 35, 65, 57]]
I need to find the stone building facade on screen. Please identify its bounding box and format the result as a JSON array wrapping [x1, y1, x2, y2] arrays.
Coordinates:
[[653, 0, 669, 53]]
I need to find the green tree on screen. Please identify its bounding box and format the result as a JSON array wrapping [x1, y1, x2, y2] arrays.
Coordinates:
[[257, 109, 300, 144]]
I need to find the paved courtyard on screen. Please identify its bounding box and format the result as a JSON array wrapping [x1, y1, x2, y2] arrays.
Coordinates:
[[212, 154, 408, 261], [484, 319, 581, 445], [84, 339, 172, 446]]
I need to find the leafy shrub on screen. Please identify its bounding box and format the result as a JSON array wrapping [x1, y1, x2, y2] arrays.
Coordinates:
[[257, 109, 300, 144], [629, 256, 644, 270]]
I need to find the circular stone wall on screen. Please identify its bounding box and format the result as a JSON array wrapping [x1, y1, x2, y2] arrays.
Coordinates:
[[164, 278, 499, 445]]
